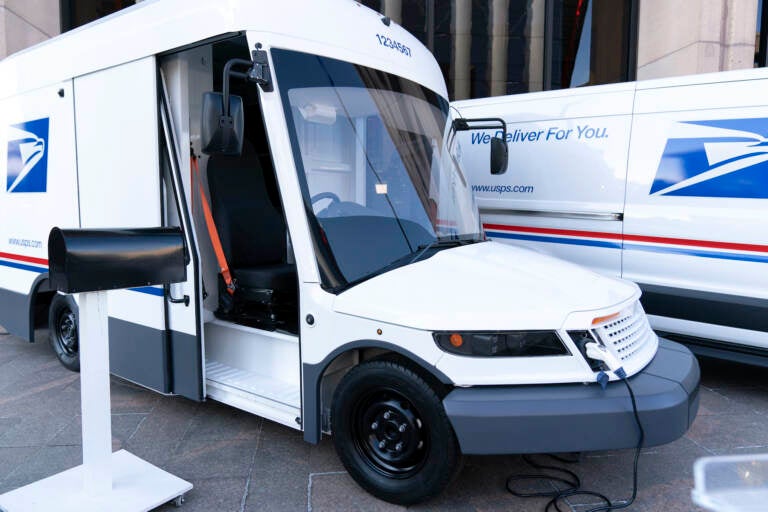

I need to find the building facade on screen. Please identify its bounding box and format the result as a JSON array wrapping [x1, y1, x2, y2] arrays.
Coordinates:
[[0, 0, 765, 99], [0, 0, 61, 58]]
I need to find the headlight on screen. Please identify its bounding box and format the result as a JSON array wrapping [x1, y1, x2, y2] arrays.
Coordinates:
[[433, 331, 569, 357]]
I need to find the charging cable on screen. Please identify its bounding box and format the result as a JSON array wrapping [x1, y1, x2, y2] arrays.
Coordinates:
[[506, 344, 645, 512]]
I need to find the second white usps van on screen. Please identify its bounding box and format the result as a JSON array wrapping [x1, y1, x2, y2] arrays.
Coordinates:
[[0, 0, 699, 504], [454, 70, 768, 366]]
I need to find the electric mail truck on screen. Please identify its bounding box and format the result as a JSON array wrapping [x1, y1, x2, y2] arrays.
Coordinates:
[[454, 71, 768, 367], [0, 0, 699, 504]]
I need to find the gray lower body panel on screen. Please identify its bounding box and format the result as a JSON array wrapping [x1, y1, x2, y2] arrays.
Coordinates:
[[170, 328, 203, 401], [108, 318, 202, 401], [443, 338, 700, 455], [0, 287, 31, 340], [109, 317, 170, 394], [640, 283, 768, 333]]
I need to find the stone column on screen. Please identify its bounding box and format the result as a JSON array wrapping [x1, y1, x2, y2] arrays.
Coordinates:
[[525, 0, 546, 92], [637, 0, 758, 80], [0, 0, 61, 58], [383, 0, 402, 24], [489, 0, 509, 96], [452, 0, 472, 100]]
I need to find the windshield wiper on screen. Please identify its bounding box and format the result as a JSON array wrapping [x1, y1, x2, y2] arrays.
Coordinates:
[[408, 237, 480, 265]]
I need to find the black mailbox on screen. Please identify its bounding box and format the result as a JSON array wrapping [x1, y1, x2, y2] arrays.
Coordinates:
[[48, 227, 187, 293]]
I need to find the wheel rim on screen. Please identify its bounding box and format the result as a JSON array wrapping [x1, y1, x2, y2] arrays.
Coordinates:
[[55, 308, 78, 356], [352, 387, 429, 478]]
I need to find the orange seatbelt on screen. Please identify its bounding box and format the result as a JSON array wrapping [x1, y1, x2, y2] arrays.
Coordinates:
[[191, 152, 236, 295]]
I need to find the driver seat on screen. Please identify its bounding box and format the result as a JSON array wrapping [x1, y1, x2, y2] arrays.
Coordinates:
[[206, 142, 297, 317]]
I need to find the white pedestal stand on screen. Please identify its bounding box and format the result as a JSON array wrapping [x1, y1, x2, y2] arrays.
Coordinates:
[[0, 291, 192, 512]]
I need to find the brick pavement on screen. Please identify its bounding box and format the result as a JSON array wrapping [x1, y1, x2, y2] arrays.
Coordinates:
[[1, 328, 766, 511]]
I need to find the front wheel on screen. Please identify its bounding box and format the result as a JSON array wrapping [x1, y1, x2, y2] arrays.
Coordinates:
[[48, 294, 79, 372], [331, 360, 461, 505]]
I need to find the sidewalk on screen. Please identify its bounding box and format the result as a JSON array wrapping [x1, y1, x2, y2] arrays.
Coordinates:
[[1, 328, 767, 511]]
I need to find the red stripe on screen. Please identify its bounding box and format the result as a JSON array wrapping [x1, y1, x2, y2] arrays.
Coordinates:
[[0, 251, 48, 266], [483, 223, 622, 241], [483, 223, 768, 254], [623, 233, 768, 253]]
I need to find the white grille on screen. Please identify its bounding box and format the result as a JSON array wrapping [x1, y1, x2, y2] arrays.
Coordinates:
[[593, 301, 655, 364]]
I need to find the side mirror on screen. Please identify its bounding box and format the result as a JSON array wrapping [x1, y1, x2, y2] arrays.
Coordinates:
[[490, 137, 508, 175], [201, 92, 244, 156]]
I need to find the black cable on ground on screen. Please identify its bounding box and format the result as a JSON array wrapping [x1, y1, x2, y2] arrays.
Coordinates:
[[506, 378, 645, 512]]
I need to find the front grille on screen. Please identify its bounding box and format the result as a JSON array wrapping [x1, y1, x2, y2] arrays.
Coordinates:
[[593, 301, 655, 364]]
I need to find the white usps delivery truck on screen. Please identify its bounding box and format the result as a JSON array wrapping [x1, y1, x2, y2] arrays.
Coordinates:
[[0, 0, 699, 504], [454, 72, 768, 367]]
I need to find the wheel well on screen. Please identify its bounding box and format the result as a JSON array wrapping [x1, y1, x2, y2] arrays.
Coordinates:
[[369, 352, 450, 397], [30, 277, 55, 340], [34, 291, 55, 328], [317, 347, 451, 435]]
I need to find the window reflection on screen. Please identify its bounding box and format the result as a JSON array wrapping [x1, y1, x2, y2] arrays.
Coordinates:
[[361, 0, 636, 98], [61, 0, 136, 32], [551, 0, 632, 89], [757, 0, 767, 67]]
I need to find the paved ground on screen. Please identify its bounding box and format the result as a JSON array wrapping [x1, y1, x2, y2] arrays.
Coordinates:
[[0, 327, 766, 511]]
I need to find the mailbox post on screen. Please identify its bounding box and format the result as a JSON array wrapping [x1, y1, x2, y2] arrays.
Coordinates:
[[0, 228, 192, 512], [80, 290, 113, 497]]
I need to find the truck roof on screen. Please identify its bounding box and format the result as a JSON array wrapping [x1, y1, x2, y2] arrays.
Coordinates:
[[0, 0, 445, 100], [452, 66, 768, 110]]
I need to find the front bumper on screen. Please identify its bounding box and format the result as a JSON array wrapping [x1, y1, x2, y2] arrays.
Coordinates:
[[443, 338, 699, 455]]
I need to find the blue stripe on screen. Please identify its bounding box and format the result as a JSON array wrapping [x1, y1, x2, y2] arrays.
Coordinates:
[[624, 243, 768, 264], [0, 260, 166, 295], [129, 286, 165, 297], [486, 231, 622, 250], [487, 230, 768, 264], [0, 259, 46, 273]]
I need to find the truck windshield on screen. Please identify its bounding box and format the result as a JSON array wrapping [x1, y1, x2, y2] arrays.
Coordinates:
[[272, 48, 482, 290]]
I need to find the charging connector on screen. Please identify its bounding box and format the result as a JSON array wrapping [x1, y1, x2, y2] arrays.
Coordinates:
[[585, 342, 622, 373], [586, 342, 627, 388]]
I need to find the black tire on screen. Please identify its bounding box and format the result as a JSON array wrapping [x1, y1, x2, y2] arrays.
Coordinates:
[[331, 360, 461, 505], [48, 294, 79, 372]]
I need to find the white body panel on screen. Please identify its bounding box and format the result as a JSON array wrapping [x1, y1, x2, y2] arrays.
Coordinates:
[[454, 85, 633, 278], [333, 242, 637, 331], [0, 0, 669, 458], [204, 321, 300, 428], [74, 57, 161, 229], [73, 56, 166, 331], [624, 102, 768, 303], [0, 80, 79, 293], [327, 242, 646, 386], [0, 0, 445, 104], [455, 68, 768, 355]]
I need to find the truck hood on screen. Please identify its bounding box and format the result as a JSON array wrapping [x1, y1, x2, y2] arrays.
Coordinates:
[[333, 241, 638, 330]]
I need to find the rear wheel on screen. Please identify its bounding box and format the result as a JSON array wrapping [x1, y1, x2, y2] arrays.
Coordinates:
[[48, 294, 79, 372], [331, 360, 461, 505]]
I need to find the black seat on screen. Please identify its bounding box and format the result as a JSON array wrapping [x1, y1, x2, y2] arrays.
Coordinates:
[[232, 265, 298, 296], [206, 142, 297, 308]]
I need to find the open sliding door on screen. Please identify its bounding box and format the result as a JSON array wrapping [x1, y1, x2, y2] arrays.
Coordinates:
[[73, 56, 205, 400]]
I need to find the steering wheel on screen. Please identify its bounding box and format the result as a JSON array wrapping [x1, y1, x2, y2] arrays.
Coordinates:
[[311, 191, 340, 206]]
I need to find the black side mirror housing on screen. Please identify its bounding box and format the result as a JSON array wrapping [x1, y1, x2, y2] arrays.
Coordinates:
[[490, 136, 508, 175], [448, 117, 508, 175], [201, 92, 244, 156]]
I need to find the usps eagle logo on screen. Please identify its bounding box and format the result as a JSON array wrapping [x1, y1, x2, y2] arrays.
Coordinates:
[[650, 118, 768, 198], [6, 118, 49, 193]]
